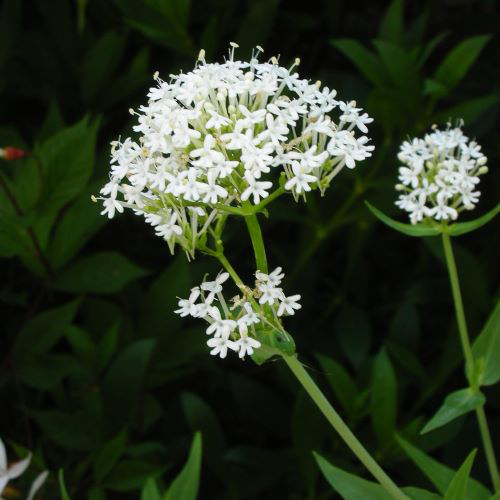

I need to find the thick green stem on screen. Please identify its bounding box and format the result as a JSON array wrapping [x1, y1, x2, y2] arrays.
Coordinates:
[[441, 232, 500, 490], [283, 354, 409, 500], [243, 210, 268, 273]]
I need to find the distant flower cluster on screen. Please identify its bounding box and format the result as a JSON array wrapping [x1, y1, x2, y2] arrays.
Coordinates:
[[97, 44, 373, 257], [396, 125, 488, 224], [174, 267, 301, 359]]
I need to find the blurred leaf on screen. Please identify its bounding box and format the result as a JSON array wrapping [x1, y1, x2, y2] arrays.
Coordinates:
[[18, 352, 78, 389], [421, 388, 485, 434], [379, 0, 403, 43], [54, 251, 149, 294], [141, 478, 161, 500], [59, 470, 71, 500], [104, 460, 167, 492], [164, 432, 202, 500], [38, 116, 99, 213], [397, 437, 490, 498], [38, 100, 65, 142], [93, 429, 128, 482], [472, 299, 500, 386], [235, 0, 279, 51], [417, 32, 448, 68], [331, 39, 387, 86], [81, 31, 125, 103], [336, 304, 371, 369], [424, 77, 450, 98], [316, 354, 357, 418], [447, 203, 499, 237], [366, 202, 441, 237], [181, 393, 226, 466], [14, 300, 80, 356], [434, 35, 491, 90], [49, 182, 107, 269], [371, 348, 397, 445], [433, 94, 500, 125], [314, 452, 391, 499], [443, 449, 476, 500], [402, 487, 442, 500], [101, 339, 156, 427]]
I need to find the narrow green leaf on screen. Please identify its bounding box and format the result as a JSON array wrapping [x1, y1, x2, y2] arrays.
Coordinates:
[[379, 0, 403, 43], [313, 452, 391, 499], [164, 432, 202, 500], [433, 94, 499, 126], [402, 487, 442, 500], [365, 201, 441, 237], [141, 478, 161, 500], [59, 470, 71, 500], [447, 203, 500, 237], [421, 388, 485, 434], [101, 339, 155, 427], [331, 39, 387, 86], [53, 251, 149, 294], [93, 429, 128, 482], [371, 348, 397, 445], [316, 354, 357, 417], [443, 450, 477, 500], [397, 437, 490, 498], [434, 35, 491, 90], [472, 299, 500, 386]]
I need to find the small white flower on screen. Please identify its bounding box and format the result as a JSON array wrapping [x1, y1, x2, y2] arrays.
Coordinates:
[[277, 294, 302, 316], [285, 162, 317, 193], [174, 287, 201, 317], [240, 171, 273, 204], [235, 334, 261, 358], [201, 272, 230, 296], [207, 336, 238, 358], [206, 308, 237, 339]]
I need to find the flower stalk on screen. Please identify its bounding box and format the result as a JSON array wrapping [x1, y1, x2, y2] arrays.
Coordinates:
[[441, 231, 500, 490]]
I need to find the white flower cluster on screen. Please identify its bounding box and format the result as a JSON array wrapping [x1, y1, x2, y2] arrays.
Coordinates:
[[97, 44, 373, 257], [396, 125, 488, 224], [174, 266, 301, 359]]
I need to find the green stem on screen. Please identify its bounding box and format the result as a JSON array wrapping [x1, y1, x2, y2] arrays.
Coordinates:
[[283, 354, 409, 500], [243, 210, 268, 273], [216, 252, 244, 288], [441, 232, 500, 490]]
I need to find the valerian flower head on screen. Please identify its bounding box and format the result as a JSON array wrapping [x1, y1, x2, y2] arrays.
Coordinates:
[[97, 45, 373, 258], [395, 123, 488, 224], [174, 266, 301, 359]]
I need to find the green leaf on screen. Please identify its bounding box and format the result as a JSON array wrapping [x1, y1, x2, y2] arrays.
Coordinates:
[[371, 348, 397, 445], [181, 393, 226, 466], [104, 460, 167, 492], [81, 31, 125, 103], [101, 339, 155, 427], [331, 39, 387, 86], [316, 354, 357, 418], [252, 325, 295, 364], [38, 116, 99, 213], [434, 35, 491, 90], [443, 450, 477, 500], [53, 251, 149, 294], [365, 201, 441, 237], [314, 452, 391, 499], [59, 470, 71, 500], [379, 0, 403, 43], [93, 429, 128, 482], [14, 300, 80, 356], [141, 478, 161, 500], [423, 78, 450, 98], [402, 487, 442, 500], [164, 432, 202, 500], [472, 299, 500, 386], [421, 388, 485, 434], [433, 94, 500, 126], [447, 203, 500, 237], [336, 304, 371, 369], [49, 182, 107, 269], [397, 437, 491, 498]]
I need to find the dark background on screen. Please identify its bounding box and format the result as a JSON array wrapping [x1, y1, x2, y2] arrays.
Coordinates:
[[0, 0, 499, 498]]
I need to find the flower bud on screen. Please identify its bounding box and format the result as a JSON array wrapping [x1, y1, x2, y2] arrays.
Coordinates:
[[0, 146, 28, 160]]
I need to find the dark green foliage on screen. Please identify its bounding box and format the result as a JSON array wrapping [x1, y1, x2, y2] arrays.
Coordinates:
[[1, 0, 499, 499]]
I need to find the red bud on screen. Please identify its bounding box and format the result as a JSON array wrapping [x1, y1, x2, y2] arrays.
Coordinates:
[[0, 146, 29, 160]]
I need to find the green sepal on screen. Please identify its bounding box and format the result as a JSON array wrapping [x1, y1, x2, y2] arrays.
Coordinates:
[[251, 326, 295, 365], [365, 201, 441, 237]]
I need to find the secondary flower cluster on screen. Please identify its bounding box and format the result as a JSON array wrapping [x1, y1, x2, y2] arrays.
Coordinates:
[[395, 125, 488, 224], [174, 267, 301, 359], [97, 45, 373, 257]]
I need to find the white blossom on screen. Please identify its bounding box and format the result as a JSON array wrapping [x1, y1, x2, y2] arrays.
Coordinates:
[[395, 124, 488, 224], [97, 45, 373, 258]]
